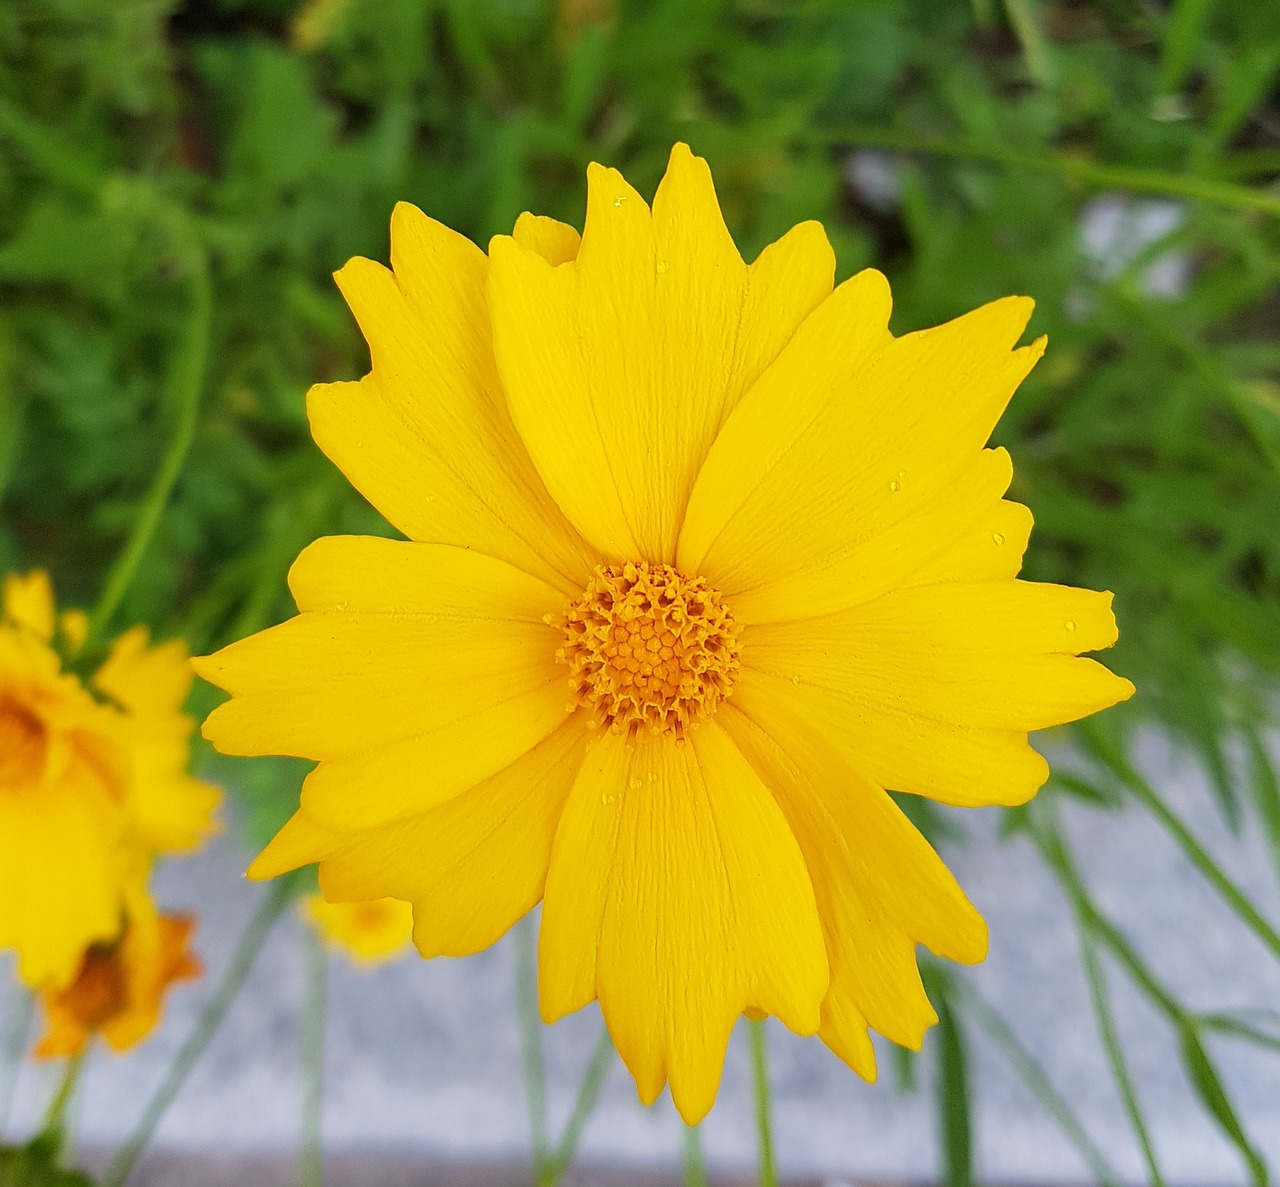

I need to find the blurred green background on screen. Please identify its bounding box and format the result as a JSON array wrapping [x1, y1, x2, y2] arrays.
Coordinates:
[[1, 0, 1279, 1178]]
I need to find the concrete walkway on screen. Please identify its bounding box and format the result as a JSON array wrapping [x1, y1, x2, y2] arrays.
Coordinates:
[[4, 731, 1279, 1183]]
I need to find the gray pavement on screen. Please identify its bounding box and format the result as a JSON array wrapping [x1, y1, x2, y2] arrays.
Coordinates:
[[4, 730, 1279, 1184]]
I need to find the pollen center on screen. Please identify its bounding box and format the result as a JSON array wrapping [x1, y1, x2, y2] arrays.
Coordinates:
[[0, 694, 48, 788], [556, 562, 741, 739]]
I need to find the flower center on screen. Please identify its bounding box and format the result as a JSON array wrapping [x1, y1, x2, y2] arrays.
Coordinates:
[[556, 562, 741, 739], [0, 694, 48, 789]]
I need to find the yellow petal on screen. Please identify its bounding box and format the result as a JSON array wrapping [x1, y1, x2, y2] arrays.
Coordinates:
[[722, 702, 986, 1063], [908, 495, 1035, 586], [3, 571, 55, 641], [538, 725, 827, 1124], [488, 143, 833, 564], [0, 763, 127, 989], [197, 539, 571, 829], [309, 203, 594, 594], [679, 292, 1046, 623], [94, 627, 220, 854], [259, 718, 587, 958], [512, 212, 581, 265], [738, 580, 1135, 806]]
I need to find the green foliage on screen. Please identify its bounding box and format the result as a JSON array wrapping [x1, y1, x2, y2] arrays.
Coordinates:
[[2, 0, 1280, 1178], [0, 1135, 94, 1187]]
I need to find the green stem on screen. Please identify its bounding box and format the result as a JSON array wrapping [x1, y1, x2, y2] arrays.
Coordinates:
[[41, 1050, 85, 1136], [1077, 930, 1167, 1187], [300, 928, 327, 1187], [86, 222, 211, 641], [0, 989, 34, 1139], [1081, 723, 1280, 963], [545, 1024, 613, 1184], [682, 1125, 710, 1187], [949, 979, 1121, 1187], [824, 125, 1280, 217], [102, 877, 295, 1187], [747, 1018, 778, 1187], [514, 915, 550, 1184]]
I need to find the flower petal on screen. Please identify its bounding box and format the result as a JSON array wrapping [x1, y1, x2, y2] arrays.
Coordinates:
[[721, 702, 986, 1067], [94, 628, 220, 855], [488, 143, 833, 563], [3, 571, 55, 641], [252, 717, 587, 958], [538, 725, 827, 1124], [679, 291, 1046, 622], [309, 203, 593, 593], [737, 580, 1135, 806], [0, 764, 126, 989], [196, 538, 571, 828], [512, 211, 581, 265]]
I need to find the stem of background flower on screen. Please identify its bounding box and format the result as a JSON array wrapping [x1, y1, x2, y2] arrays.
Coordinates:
[[514, 915, 551, 1186], [682, 1125, 710, 1187], [821, 125, 1280, 218], [0, 989, 34, 1139], [300, 928, 327, 1187], [85, 220, 211, 643], [947, 978, 1121, 1187], [544, 1024, 613, 1184], [102, 877, 295, 1187], [747, 1018, 778, 1187], [40, 1049, 84, 1140]]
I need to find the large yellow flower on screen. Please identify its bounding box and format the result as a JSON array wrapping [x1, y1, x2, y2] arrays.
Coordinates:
[[0, 572, 220, 989], [196, 145, 1133, 1122], [305, 894, 414, 966]]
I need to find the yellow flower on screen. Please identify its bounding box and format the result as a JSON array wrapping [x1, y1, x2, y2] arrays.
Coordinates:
[[0, 571, 220, 989], [33, 912, 201, 1059], [195, 145, 1134, 1123], [305, 894, 413, 966]]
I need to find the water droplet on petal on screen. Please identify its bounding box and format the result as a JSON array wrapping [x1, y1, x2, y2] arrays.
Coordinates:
[[791, 675, 801, 686], [630, 777, 643, 790], [992, 532, 1006, 545], [656, 259, 669, 274], [889, 480, 901, 493], [614, 195, 627, 207], [1065, 620, 1077, 632]]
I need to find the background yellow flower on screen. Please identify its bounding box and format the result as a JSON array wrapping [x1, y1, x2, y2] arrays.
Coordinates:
[[0, 572, 220, 990]]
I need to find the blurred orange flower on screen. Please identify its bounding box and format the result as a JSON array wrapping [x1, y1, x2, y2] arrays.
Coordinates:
[[34, 913, 201, 1059]]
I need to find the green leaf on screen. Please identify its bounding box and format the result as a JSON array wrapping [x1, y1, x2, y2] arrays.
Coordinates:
[[0, 1138, 95, 1187], [935, 990, 973, 1187], [1176, 1022, 1269, 1187]]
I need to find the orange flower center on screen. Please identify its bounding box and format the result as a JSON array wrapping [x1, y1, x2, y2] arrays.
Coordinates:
[[556, 562, 740, 739], [58, 944, 129, 1033], [0, 694, 48, 788]]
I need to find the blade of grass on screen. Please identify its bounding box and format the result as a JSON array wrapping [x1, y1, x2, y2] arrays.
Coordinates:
[[1002, 0, 1054, 86], [300, 928, 327, 1187], [514, 914, 551, 1186], [1176, 1021, 1268, 1187], [545, 1025, 614, 1184], [86, 217, 211, 641], [935, 990, 973, 1187], [1078, 932, 1167, 1187], [1080, 721, 1280, 963], [747, 1018, 778, 1187], [950, 979, 1121, 1187], [820, 126, 1280, 217], [682, 1125, 710, 1187], [102, 877, 296, 1187]]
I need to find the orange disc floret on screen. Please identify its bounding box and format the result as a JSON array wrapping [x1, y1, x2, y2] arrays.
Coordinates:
[[554, 562, 740, 739]]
